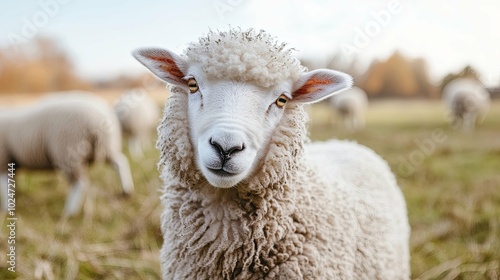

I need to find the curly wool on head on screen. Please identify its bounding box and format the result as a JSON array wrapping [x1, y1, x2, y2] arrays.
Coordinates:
[[184, 28, 306, 88]]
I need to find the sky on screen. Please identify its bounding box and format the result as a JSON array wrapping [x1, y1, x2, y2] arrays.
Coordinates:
[[1, 0, 499, 86]]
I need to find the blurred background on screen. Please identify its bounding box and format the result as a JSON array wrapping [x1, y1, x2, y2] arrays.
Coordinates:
[[0, 0, 499, 279]]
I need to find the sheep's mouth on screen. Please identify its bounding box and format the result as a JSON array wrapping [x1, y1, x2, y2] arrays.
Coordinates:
[[207, 168, 238, 178]]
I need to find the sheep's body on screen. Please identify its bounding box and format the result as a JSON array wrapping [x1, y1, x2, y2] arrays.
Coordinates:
[[0, 92, 134, 216], [157, 93, 409, 279], [329, 86, 368, 131], [114, 90, 160, 159], [442, 78, 490, 131], [134, 28, 410, 279]]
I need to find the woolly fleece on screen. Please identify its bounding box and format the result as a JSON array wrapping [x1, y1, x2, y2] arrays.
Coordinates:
[[155, 28, 410, 279], [157, 93, 409, 279]]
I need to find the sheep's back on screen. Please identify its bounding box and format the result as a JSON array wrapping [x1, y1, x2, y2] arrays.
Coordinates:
[[126, 98, 159, 135], [330, 87, 368, 115], [304, 140, 410, 279], [443, 78, 490, 114], [4, 94, 121, 173], [115, 93, 159, 136]]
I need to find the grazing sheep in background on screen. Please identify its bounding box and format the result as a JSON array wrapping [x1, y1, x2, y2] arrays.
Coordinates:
[[134, 28, 410, 279], [442, 78, 490, 131], [0, 92, 134, 217], [329, 86, 368, 131], [114, 90, 160, 159]]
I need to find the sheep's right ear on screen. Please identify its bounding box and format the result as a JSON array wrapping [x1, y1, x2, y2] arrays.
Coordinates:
[[133, 48, 188, 87]]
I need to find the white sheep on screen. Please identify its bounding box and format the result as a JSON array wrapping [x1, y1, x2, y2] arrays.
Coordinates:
[[442, 78, 490, 131], [114, 89, 160, 159], [0, 92, 134, 217], [134, 28, 410, 279], [329, 86, 368, 131]]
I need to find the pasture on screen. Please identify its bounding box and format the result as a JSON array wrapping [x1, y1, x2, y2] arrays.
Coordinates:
[[1, 95, 499, 279]]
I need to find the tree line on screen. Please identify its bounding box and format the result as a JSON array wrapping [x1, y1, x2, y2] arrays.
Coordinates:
[[0, 37, 490, 97]]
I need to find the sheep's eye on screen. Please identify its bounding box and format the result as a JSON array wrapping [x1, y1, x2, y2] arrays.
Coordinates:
[[187, 78, 198, 93], [275, 94, 288, 108]]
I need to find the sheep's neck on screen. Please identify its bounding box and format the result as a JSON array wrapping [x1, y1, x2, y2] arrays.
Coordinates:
[[175, 179, 303, 277]]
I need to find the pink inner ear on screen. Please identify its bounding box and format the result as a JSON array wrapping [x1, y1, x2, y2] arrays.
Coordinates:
[[149, 55, 184, 80], [295, 78, 334, 95]]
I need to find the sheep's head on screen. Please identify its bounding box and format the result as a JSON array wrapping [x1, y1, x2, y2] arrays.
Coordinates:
[[134, 29, 352, 188]]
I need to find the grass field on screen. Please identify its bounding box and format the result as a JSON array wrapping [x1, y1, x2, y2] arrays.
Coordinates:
[[1, 97, 499, 279]]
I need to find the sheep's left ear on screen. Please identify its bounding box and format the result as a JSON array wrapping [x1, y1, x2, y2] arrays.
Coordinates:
[[291, 69, 352, 104]]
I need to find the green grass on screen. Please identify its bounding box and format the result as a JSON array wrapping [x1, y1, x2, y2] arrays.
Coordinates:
[[1, 99, 499, 279]]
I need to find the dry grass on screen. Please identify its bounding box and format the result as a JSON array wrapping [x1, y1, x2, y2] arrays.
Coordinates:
[[0, 148, 163, 279], [1, 97, 499, 279]]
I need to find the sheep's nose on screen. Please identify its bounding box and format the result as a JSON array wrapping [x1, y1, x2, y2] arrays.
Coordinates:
[[209, 136, 245, 160]]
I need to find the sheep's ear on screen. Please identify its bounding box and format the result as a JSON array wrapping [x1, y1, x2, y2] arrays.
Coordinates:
[[291, 69, 352, 104], [133, 48, 188, 87]]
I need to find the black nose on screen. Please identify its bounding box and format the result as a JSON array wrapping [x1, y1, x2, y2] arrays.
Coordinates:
[[209, 138, 244, 160]]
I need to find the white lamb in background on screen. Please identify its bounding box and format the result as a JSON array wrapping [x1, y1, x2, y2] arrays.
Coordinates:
[[114, 90, 160, 159], [134, 28, 410, 279], [442, 78, 490, 131], [0, 92, 134, 217], [329, 86, 368, 131]]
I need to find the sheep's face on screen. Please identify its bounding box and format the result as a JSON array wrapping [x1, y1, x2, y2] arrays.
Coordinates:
[[184, 70, 294, 187], [133, 48, 352, 188]]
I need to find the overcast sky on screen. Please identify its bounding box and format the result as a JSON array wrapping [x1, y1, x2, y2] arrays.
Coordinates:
[[1, 0, 499, 86]]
